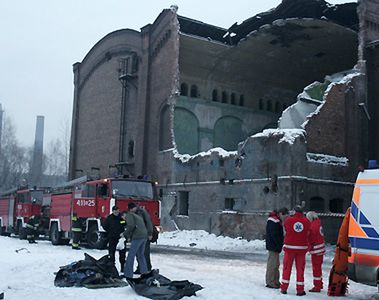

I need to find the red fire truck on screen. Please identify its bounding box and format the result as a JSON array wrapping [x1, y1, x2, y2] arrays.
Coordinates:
[[0, 187, 47, 238], [47, 176, 161, 249], [0, 176, 161, 249]]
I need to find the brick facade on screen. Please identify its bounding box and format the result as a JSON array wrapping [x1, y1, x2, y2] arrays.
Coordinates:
[[69, 1, 379, 241]]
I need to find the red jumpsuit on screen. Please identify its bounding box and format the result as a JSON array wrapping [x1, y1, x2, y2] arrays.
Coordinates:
[[308, 218, 325, 291], [280, 212, 311, 294]]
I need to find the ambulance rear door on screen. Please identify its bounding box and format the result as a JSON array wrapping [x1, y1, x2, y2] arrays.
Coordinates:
[[353, 184, 379, 286]]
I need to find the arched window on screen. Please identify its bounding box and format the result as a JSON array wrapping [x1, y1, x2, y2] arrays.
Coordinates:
[[239, 95, 244, 106], [190, 85, 198, 98], [231, 93, 236, 105], [159, 105, 172, 151], [174, 108, 199, 155], [310, 196, 325, 212], [214, 116, 246, 151], [128, 140, 134, 158], [259, 99, 264, 110], [267, 100, 272, 112], [329, 198, 344, 213], [180, 83, 188, 96], [222, 91, 228, 103], [212, 89, 218, 102], [275, 101, 280, 113]]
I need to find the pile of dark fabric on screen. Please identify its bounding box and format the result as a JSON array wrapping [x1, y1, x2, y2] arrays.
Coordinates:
[[54, 253, 127, 289], [127, 269, 203, 300]]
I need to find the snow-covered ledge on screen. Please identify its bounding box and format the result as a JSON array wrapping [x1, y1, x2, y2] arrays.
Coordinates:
[[306, 152, 348, 166]]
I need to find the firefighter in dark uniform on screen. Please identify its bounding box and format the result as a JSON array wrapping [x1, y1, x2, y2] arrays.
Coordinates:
[[39, 206, 50, 233], [26, 214, 40, 243], [118, 211, 128, 273], [103, 206, 124, 269], [71, 213, 82, 250]]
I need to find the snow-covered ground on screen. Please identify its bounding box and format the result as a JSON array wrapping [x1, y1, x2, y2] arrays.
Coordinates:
[[157, 230, 266, 253], [0, 232, 377, 300]]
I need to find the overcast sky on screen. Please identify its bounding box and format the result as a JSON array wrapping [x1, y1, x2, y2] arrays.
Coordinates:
[[0, 0, 357, 148]]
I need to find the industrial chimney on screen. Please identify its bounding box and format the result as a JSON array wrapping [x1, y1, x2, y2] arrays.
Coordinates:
[[30, 116, 44, 186], [0, 103, 3, 152]]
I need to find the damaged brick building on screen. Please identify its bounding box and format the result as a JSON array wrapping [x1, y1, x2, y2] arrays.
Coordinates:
[[69, 0, 379, 241]]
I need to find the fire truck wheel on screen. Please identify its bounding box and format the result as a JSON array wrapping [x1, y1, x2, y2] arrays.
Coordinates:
[[15, 221, 22, 235], [50, 223, 62, 245], [87, 224, 107, 249], [19, 227, 27, 240]]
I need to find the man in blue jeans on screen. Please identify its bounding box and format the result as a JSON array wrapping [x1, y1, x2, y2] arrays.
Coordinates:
[[122, 202, 152, 278]]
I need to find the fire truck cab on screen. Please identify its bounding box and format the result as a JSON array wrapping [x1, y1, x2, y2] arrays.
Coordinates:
[[48, 176, 160, 249], [0, 187, 45, 238]]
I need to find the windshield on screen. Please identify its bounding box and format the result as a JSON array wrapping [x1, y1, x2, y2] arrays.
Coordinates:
[[111, 180, 154, 199], [30, 191, 43, 204]]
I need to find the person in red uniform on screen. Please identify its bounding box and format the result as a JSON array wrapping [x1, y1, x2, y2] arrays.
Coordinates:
[[306, 211, 325, 292], [280, 206, 311, 296]]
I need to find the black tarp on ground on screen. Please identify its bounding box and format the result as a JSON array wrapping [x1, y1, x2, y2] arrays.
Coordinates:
[[126, 269, 203, 300], [54, 253, 127, 288]]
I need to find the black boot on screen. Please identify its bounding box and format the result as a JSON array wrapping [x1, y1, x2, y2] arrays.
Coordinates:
[[134, 268, 141, 275], [296, 291, 306, 296]]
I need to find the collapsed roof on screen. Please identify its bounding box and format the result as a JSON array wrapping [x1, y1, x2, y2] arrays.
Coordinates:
[[178, 0, 358, 44], [179, 18, 358, 102]]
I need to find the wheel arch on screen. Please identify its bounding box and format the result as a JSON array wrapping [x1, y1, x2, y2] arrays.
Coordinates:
[[49, 219, 61, 232]]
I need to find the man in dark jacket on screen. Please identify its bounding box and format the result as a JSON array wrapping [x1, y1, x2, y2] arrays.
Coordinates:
[[265, 207, 289, 289], [103, 206, 124, 268]]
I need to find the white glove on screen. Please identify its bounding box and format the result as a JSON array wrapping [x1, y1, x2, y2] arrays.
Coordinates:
[[116, 237, 126, 250]]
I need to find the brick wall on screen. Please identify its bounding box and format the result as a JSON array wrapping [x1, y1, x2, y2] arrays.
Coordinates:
[[70, 30, 143, 178], [305, 84, 347, 157], [145, 10, 180, 179], [305, 75, 367, 179]]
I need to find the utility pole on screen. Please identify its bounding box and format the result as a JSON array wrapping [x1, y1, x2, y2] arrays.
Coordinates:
[[118, 58, 129, 166], [117, 54, 137, 175]]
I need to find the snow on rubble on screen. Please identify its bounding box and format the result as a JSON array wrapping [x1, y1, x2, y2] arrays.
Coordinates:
[[252, 128, 305, 144], [306, 152, 349, 166], [173, 147, 237, 163]]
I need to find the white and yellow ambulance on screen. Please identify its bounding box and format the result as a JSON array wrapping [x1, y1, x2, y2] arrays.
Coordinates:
[[348, 169, 379, 287]]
